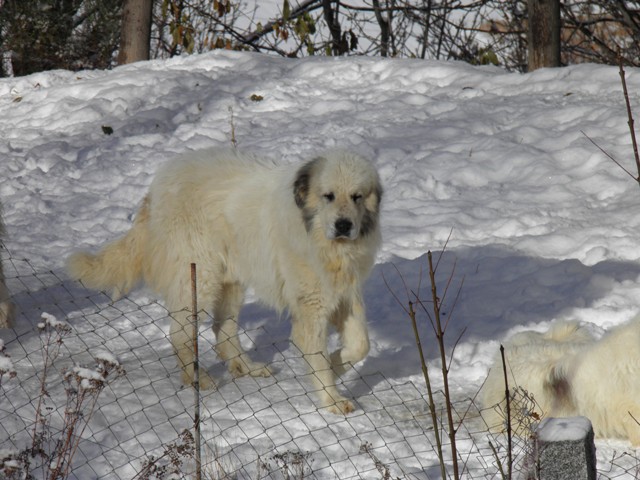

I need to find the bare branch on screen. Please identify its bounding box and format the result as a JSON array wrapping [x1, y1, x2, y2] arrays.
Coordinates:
[[243, 0, 322, 45], [581, 131, 639, 184], [619, 56, 640, 185], [500, 345, 513, 479]]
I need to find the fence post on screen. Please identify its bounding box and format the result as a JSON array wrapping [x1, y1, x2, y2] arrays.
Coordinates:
[[191, 263, 202, 480], [533, 416, 596, 480]]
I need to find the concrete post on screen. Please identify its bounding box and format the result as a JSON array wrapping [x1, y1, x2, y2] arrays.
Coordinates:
[[533, 416, 596, 480]]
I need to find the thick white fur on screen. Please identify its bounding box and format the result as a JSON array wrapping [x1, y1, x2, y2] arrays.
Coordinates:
[[559, 318, 640, 445], [483, 318, 640, 444], [481, 321, 595, 435], [67, 148, 382, 414], [0, 204, 15, 328]]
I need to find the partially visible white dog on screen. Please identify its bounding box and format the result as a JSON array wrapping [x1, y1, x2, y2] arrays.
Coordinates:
[[557, 317, 640, 445], [67, 148, 382, 414], [0, 203, 15, 328], [481, 321, 595, 435], [483, 318, 640, 445]]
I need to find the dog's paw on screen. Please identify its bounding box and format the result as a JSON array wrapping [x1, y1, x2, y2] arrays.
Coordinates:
[[228, 357, 272, 378], [0, 301, 15, 328], [181, 370, 216, 390], [326, 398, 355, 415]]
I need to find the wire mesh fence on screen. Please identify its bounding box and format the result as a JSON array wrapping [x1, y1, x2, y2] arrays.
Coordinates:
[[1, 249, 640, 479]]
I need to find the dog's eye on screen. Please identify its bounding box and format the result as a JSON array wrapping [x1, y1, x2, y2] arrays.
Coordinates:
[[323, 192, 335, 202], [351, 193, 362, 203]]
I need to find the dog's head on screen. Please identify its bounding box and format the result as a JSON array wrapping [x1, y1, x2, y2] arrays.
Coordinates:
[[293, 152, 382, 242]]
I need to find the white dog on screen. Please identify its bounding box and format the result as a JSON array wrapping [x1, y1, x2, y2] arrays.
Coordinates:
[[558, 317, 640, 445], [483, 318, 640, 444], [0, 203, 14, 328], [67, 149, 382, 414], [481, 321, 595, 435]]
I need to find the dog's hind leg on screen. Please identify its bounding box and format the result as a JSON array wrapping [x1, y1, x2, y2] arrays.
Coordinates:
[[213, 282, 271, 378], [167, 288, 217, 390], [616, 401, 640, 446]]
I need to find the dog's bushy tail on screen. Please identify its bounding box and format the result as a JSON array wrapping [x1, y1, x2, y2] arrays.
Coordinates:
[[543, 320, 595, 415], [67, 197, 150, 300]]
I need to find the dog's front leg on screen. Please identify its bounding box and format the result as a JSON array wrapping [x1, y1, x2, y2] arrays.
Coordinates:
[[329, 293, 370, 377], [0, 252, 14, 328], [291, 300, 354, 414]]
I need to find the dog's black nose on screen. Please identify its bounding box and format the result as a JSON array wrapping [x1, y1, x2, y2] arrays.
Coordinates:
[[335, 218, 353, 237]]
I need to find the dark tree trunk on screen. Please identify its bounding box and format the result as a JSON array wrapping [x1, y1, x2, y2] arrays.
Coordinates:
[[372, 0, 391, 57], [323, 0, 343, 55], [528, 0, 561, 70]]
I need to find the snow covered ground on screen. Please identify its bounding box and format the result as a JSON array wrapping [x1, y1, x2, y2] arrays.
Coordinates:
[[2, 51, 640, 478]]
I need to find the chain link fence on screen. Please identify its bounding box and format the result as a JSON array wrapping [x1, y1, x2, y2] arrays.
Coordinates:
[[1, 248, 639, 479]]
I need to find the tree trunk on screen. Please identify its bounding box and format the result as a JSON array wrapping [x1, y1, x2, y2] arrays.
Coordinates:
[[323, 0, 343, 55], [372, 0, 390, 57], [118, 0, 153, 65], [527, 0, 561, 71]]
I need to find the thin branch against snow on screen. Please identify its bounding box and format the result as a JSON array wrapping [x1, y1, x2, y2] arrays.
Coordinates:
[[94, 351, 121, 368], [38, 312, 72, 333], [0, 355, 14, 376]]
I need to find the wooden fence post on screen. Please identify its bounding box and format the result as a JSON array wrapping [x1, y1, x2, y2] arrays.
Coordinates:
[[191, 263, 202, 480]]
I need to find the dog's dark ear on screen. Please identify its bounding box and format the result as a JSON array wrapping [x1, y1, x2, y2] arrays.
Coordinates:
[[293, 157, 322, 208], [369, 184, 383, 210], [361, 184, 382, 237]]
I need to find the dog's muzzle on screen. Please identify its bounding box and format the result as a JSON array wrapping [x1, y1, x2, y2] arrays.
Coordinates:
[[334, 218, 354, 238]]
